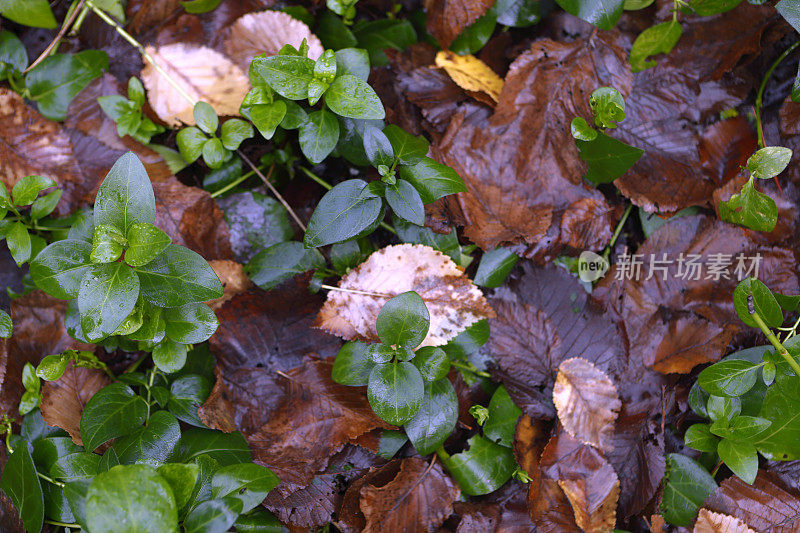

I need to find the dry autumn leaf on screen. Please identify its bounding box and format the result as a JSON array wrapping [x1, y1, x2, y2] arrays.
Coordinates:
[[207, 260, 252, 309], [141, 43, 249, 126], [694, 509, 756, 533], [435, 51, 503, 105], [553, 357, 621, 452], [224, 10, 323, 72], [315, 244, 495, 347], [424, 0, 494, 50], [559, 475, 620, 533]]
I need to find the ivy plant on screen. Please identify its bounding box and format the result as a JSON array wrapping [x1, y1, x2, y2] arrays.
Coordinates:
[[98, 77, 165, 144], [29, 152, 223, 373], [177, 102, 254, 169]]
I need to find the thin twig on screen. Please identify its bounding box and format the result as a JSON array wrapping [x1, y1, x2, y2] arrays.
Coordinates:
[[320, 284, 392, 298], [24, 0, 88, 73], [238, 152, 306, 231]]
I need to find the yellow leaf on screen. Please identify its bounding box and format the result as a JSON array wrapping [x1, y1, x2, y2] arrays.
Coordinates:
[[435, 50, 503, 104]]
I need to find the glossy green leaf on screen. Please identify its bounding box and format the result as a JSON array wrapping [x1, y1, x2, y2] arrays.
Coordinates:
[[442, 434, 516, 496], [335, 48, 370, 81], [218, 191, 293, 261], [324, 74, 385, 119], [660, 453, 716, 526], [746, 146, 793, 180], [245, 241, 325, 290], [251, 55, 315, 100], [385, 179, 425, 226], [717, 439, 757, 484], [127, 303, 166, 344], [193, 101, 218, 135], [367, 361, 425, 425], [157, 463, 200, 511], [30, 189, 62, 220], [80, 383, 148, 451], [383, 125, 429, 165], [554, 0, 624, 30], [363, 125, 395, 166], [90, 224, 126, 263], [412, 346, 450, 382], [0, 0, 56, 27], [298, 109, 340, 163], [78, 262, 139, 341], [184, 498, 241, 533], [707, 395, 740, 422], [233, 508, 285, 532], [728, 415, 771, 441], [718, 178, 777, 232], [6, 221, 30, 266], [332, 341, 376, 386], [125, 222, 171, 267], [483, 386, 521, 447], [86, 464, 178, 533], [177, 127, 208, 163], [174, 428, 251, 466], [352, 19, 416, 66], [180, 0, 223, 13], [63, 479, 90, 529], [398, 157, 467, 204], [220, 119, 253, 150], [12, 175, 56, 206], [211, 463, 279, 513], [755, 377, 800, 460], [732, 277, 782, 328], [778, 0, 800, 33], [26, 50, 108, 120], [684, 424, 718, 453], [202, 138, 229, 170], [169, 375, 212, 427], [280, 100, 308, 129], [250, 101, 286, 140], [576, 132, 643, 184], [450, 11, 496, 55], [304, 179, 384, 248], [0, 309, 11, 338], [376, 291, 430, 348], [36, 354, 68, 381], [570, 117, 597, 141], [135, 244, 223, 307], [688, 0, 742, 14], [630, 20, 682, 72], [112, 410, 181, 465], [94, 152, 156, 233], [495, 0, 542, 26], [153, 338, 189, 374], [698, 359, 760, 397], [164, 303, 218, 344], [474, 248, 518, 288], [50, 452, 101, 481], [0, 444, 43, 533], [404, 378, 458, 455], [0, 30, 27, 79]]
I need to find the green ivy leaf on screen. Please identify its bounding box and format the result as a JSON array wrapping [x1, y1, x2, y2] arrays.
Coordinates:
[[332, 341, 376, 386], [298, 109, 340, 163], [125, 222, 171, 267], [0, 0, 56, 28], [169, 375, 211, 427], [304, 179, 384, 247], [385, 179, 425, 226], [90, 224, 126, 264], [156, 463, 199, 512], [30, 189, 62, 220], [36, 353, 69, 381], [473, 248, 518, 288], [698, 359, 760, 397], [483, 386, 521, 447], [398, 157, 467, 204], [335, 48, 370, 81], [112, 410, 181, 465], [251, 55, 316, 100], [220, 118, 253, 150], [0, 309, 11, 338], [135, 244, 223, 307], [173, 428, 251, 466], [0, 30, 27, 79], [707, 395, 741, 422], [630, 20, 682, 72], [363, 125, 395, 167], [26, 50, 108, 121], [376, 291, 430, 348], [367, 361, 425, 425], [717, 439, 758, 484], [383, 125, 429, 165], [78, 262, 140, 341], [554, 0, 624, 30], [324, 74, 385, 119], [210, 463, 279, 513], [12, 175, 56, 206], [495, 0, 541, 26], [177, 127, 208, 163], [80, 383, 148, 451], [728, 415, 771, 441], [86, 464, 178, 532], [404, 378, 458, 455], [353, 18, 416, 67], [6, 221, 30, 266], [732, 277, 782, 328], [576, 132, 644, 184], [412, 346, 450, 382], [94, 152, 156, 233], [660, 453, 716, 526], [153, 339, 189, 374], [570, 117, 597, 141], [718, 178, 777, 232], [245, 241, 325, 290], [0, 444, 43, 533], [164, 303, 218, 344], [184, 498, 242, 533], [193, 101, 218, 135], [441, 434, 516, 496], [250, 101, 287, 140], [684, 423, 719, 453], [755, 377, 800, 460], [746, 146, 793, 180]]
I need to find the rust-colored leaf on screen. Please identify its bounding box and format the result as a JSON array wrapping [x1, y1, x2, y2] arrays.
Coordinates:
[[316, 244, 494, 347], [198, 366, 236, 433], [424, 0, 494, 50], [207, 260, 252, 310], [40, 362, 111, 446], [694, 509, 756, 533], [553, 358, 621, 452]]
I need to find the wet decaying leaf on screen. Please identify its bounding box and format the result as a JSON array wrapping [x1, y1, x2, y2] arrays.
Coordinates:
[[246, 359, 393, 497], [488, 263, 625, 418], [223, 10, 323, 71], [594, 214, 799, 374], [694, 509, 756, 533], [40, 362, 111, 446], [206, 260, 252, 310], [424, 0, 494, 50], [430, 34, 628, 259], [316, 244, 495, 347], [141, 43, 249, 126], [452, 480, 535, 532], [553, 358, 621, 453], [703, 471, 800, 533], [197, 366, 236, 433]]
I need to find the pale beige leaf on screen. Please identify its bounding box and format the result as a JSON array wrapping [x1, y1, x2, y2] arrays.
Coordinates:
[[435, 50, 503, 104], [315, 244, 495, 347], [558, 466, 619, 533], [694, 510, 756, 533], [141, 43, 249, 126], [207, 260, 252, 310], [553, 357, 621, 452], [224, 10, 323, 72]]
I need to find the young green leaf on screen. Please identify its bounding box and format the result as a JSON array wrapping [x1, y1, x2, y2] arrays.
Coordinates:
[[441, 434, 516, 496], [698, 359, 760, 397], [398, 157, 467, 204], [411, 346, 450, 382], [112, 410, 181, 465], [589, 87, 626, 128], [125, 223, 171, 267], [684, 424, 719, 453], [245, 241, 325, 290], [164, 303, 218, 344], [746, 146, 793, 180], [660, 454, 717, 526], [717, 439, 758, 484], [732, 277, 782, 328], [576, 132, 644, 184], [630, 20, 682, 72], [383, 125, 429, 165], [404, 378, 458, 455], [367, 361, 425, 425], [483, 386, 522, 447], [36, 353, 69, 381], [324, 74, 385, 119], [474, 248, 518, 288], [332, 341, 376, 386], [363, 125, 395, 167], [86, 464, 179, 533], [153, 339, 189, 374], [376, 291, 430, 348], [184, 498, 241, 533], [707, 395, 741, 422], [385, 179, 425, 226], [202, 137, 229, 169], [26, 50, 108, 121], [6, 221, 31, 266], [718, 178, 777, 232], [12, 175, 56, 206], [168, 375, 211, 427], [94, 152, 156, 233], [210, 463, 279, 513], [90, 224, 126, 264], [30, 189, 62, 220], [304, 179, 384, 248], [78, 262, 140, 341], [156, 463, 199, 511], [335, 48, 370, 81], [193, 101, 218, 135], [251, 55, 316, 99], [250, 101, 287, 140], [80, 383, 148, 451], [176, 127, 208, 163], [220, 118, 254, 150], [729, 415, 771, 440], [298, 109, 340, 163], [570, 117, 597, 141], [135, 244, 224, 307]]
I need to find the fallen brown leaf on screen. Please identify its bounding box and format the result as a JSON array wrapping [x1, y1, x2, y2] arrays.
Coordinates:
[[553, 358, 621, 453], [694, 509, 755, 533], [453, 482, 535, 532], [316, 244, 494, 347], [435, 51, 503, 105], [207, 260, 252, 309], [197, 366, 236, 433], [424, 0, 494, 50], [141, 43, 249, 126]]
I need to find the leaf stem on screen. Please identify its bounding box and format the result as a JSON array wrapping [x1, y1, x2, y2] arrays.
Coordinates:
[[237, 153, 306, 232], [23, 0, 88, 74], [755, 40, 800, 150], [145, 367, 155, 425], [435, 445, 450, 461], [750, 309, 800, 376], [782, 314, 800, 342], [450, 359, 491, 378], [208, 164, 266, 199], [38, 471, 65, 488], [44, 519, 80, 529]]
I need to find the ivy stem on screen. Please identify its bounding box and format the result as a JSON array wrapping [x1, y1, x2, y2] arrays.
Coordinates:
[[450, 359, 491, 378], [299, 167, 398, 236], [38, 472, 65, 488], [781, 313, 800, 342], [208, 163, 269, 199], [755, 40, 800, 150], [602, 203, 633, 261], [750, 309, 800, 376], [23, 0, 88, 74], [145, 367, 155, 425], [45, 519, 80, 529], [435, 445, 450, 462], [237, 154, 306, 231]]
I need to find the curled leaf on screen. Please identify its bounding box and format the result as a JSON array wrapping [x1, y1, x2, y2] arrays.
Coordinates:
[[434, 51, 503, 104]]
